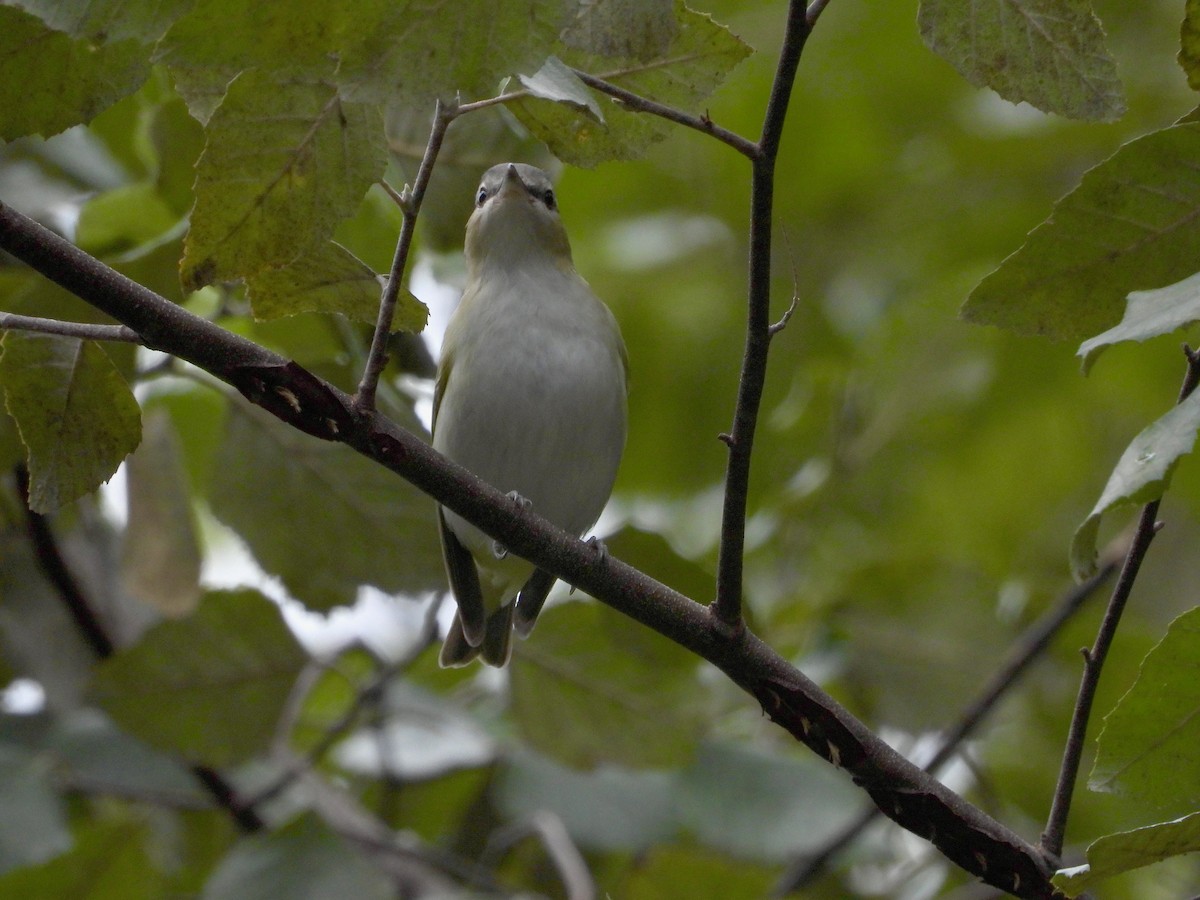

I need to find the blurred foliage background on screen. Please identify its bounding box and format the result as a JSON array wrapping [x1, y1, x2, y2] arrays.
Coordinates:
[[1, 0, 1199, 897]]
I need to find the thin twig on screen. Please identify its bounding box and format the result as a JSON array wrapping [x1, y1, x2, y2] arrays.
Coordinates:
[[482, 812, 596, 900], [775, 559, 1118, 894], [713, 0, 814, 633], [0, 312, 141, 344], [807, 0, 834, 26], [571, 69, 757, 158], [1040, 345, 1200, 860], [354, 99, 455, 413], [14, 465, 115, 659]]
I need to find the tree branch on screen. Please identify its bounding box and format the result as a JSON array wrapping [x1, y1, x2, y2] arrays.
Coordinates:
[[714, 0, 814, 632], [0, 312, 141, 344], [0, 198, 1059, 899], [1040, 345, 1200, 860], [776, 557, 1118, 894]]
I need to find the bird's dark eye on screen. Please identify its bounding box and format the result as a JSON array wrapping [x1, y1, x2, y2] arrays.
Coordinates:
[[542, 188, 556, 210], [475, 186, 488, 207]]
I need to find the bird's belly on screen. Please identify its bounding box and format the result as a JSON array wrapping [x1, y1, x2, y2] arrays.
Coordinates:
[[434, 326, 625, 542]]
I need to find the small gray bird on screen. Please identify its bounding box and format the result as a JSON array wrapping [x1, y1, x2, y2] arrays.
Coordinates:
[[432, 163, 628, 667]]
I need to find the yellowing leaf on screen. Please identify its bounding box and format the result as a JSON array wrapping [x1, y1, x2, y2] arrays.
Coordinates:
[[0, 6, 150, 140], [181, 71, 386, 291]]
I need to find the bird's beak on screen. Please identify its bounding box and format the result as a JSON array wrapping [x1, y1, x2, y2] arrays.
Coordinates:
[[499, 164, 527, 199]]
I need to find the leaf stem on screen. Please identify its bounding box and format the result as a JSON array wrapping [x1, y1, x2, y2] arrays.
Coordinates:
[[1040, 345, 1200, 860]]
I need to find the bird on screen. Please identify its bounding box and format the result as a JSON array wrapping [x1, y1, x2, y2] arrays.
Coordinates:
[[432, 163, 628, 667]]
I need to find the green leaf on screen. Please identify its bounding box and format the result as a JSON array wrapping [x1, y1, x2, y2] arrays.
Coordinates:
[[674, 742, 862, 862], [0, 333, 141, 514], [917, 0, 1125, 122], [509, 1, 752, 167], [75, 183, 179, 257], [1052, 811, 1200, 896], [1089, 606, 1200, 806], [519, 56, 605, 124], [336, 0, 564, 107], [0, 7, 150, 140], [181, 71, 386, 291], [1078, 270, 1200, 374], [245, 242, 427, 332], [120, 410, 202, 617], [208, 404, 443, 611], [964, 123, 1200, 341], [0, 744, 71, 875], [494, 749, 677, 851], [91, 589, 308, 766], [624, 844, 776, 899], [560, 0, 678, 61], [1181, 0, 1200, 91], [1070, 389, 1200, 580], [6, 0, 192, 43], [201, 813, 392, 900], [154, 0, 344, 121], [510, 601, 703, 768], [0, 815, 159, 899]]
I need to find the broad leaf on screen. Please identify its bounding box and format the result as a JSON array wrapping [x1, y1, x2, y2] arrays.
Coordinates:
[[0, 744, 71, 875], [5, 0, 191, 43], [510, 1, 752, 167], [1070, 390, 1200, 580], [918, 0, 1125, 121], [674, 741, 862, 861], [75, 184, 180, 257], [336, 0, 564, 107], [246, 242, 427, 332], [519, 56, 605, 124], [624, 844, 775, 899], [0, 333, 141, 513], [1090, 606, 1200, 806], [181, 71, 386, 291], [0, 7, 150, 140], [201, 813, 392, 900], [510, 600, 703, 768], [1053, 812, 1200, 896], [120, 410, 202, 617], [0, 816, 159, 899], [560, 0, 678, 61], [91, 589, 308, 766], [1181, 0, 1200, 91], [208, 404, 443, 611], [965, 123, 1200, 341], [494, 749, 678, 851], [1078, 270, 1200, 374]]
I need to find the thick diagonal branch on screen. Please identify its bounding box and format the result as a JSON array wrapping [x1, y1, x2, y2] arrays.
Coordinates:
[[0, 199, 1057, 899]]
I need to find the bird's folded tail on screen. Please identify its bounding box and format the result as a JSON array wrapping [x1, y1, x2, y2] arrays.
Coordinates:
[[439, 602, 516, 668]]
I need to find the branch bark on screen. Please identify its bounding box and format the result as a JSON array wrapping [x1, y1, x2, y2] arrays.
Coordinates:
[[0, 198, 1058, 898], [713, 0, 813, 632]]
